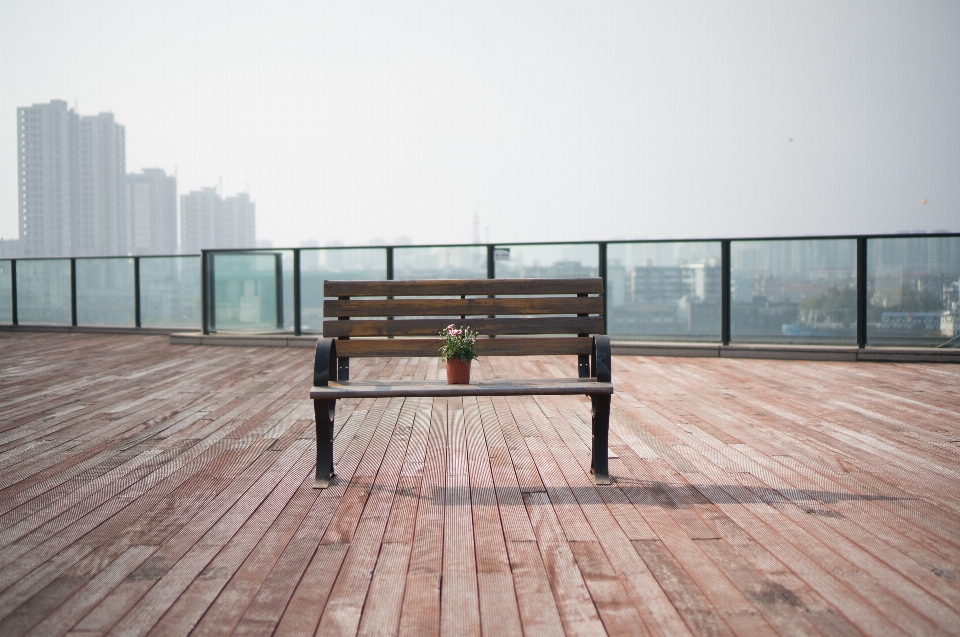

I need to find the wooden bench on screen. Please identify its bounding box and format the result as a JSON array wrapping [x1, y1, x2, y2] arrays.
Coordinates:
[[309, 278, 613, 487]]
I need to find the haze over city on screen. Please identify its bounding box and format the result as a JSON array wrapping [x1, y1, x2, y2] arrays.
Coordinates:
[[2, 0, 958, 250]]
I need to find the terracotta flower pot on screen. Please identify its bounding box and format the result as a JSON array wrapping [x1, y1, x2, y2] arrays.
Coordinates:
[[445, 359, 471, 384]]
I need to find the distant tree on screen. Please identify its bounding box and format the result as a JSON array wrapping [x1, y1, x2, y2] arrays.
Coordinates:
[[799, 286, 857, 325], [869, 281, 942, 321]]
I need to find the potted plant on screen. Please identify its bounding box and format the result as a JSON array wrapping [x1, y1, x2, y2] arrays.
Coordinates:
[[440, 324, 479, 384]]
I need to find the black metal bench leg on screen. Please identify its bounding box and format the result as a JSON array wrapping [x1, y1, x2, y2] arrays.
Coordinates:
[[591, 394, 611, 484], [314, 398, 336, 488]]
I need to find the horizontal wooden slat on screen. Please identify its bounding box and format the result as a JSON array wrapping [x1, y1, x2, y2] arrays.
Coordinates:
[[323, 278, 603, 297], [334, 336, 594, 358], [322, 316, 605, 338], [310, 378, 612, 399], [323, 296, 603, 318]]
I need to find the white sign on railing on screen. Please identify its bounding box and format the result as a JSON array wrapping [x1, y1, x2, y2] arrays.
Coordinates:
[[493, 248, 510, 261]]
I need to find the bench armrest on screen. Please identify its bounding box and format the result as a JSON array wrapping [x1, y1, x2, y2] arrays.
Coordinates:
[[592, 335, 611, 382], [314, 338, 338, 386]]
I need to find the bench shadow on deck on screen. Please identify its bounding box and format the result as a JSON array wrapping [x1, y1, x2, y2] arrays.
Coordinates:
[[1, 332, 959, 637]]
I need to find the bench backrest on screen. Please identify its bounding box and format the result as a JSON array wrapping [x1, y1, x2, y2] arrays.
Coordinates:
[[322, 278, 604, 360]]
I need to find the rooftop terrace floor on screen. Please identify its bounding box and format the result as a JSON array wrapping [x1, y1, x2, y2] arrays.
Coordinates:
[[1, 332, 959, 637]]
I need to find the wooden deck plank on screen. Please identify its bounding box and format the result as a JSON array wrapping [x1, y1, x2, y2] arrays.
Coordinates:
[[397, 390, 445, 637], [464, 396, 524, 637], [1, 333, 960, 636]]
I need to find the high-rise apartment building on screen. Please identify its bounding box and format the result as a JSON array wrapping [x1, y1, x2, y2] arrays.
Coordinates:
[[180, 188, 256, 254], [17, 100, 77, 257], [74, 113, 126, 256], [220, 193, 256, 249], [127, 169, 177, 254], [180, 188, 220, 255], [16, 101, 128, 257]]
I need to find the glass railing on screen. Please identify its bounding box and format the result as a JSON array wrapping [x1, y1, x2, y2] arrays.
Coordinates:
[[140, 256, 201, 328], [76, 257, 136, 327], [394, 245, 487, 280], [300, 247, 386, 334], [731, 238, 858, 344], [868, 236, 960, 347], [16, 259, 72, 324], [209, 251, 287, 332], [3, 234, 958, 348], [494, 243, 599, 279], [608, 242, 721, 341], [0, 260, 11, 324]]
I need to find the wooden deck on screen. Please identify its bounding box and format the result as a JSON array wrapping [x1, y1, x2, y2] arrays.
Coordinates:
[[1, 332, 959, 637]]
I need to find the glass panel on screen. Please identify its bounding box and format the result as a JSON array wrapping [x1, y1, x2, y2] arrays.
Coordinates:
[[140, 256, 201, 329], [76, 258, 135, 326], [300, 248, 387, 333], [394, 246, 486, 280], [868, 236, 960, 347], [16, 259, 72, 324], [211, 252, 286, 332], [493, 244, 599, 279], [0, 261, 11, 324], [607, 242, 722, 341], [731, 239, 857, 344]]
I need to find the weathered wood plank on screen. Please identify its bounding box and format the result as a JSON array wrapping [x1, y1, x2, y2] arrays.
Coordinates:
[[323, 316, 605, 337], [323, 296, 602, 318], [324, 278, 603, 297], [334, 336, 595, 358]]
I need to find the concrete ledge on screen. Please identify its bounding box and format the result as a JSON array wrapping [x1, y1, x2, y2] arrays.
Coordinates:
[[611, 340, 959, 363], [611, 341, 859, 361], [169, 332, 318, 348], [856, 348, 960, 363], [611, 342, 721, 358], [721, 344, 858, 362], [1, 324, 176, 336]]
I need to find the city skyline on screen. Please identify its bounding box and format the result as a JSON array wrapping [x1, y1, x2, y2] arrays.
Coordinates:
[[1, 1, 958, 249], [6, 98, 256, 258]]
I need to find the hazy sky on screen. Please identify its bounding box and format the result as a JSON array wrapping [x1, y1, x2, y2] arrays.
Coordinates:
[[1, 0, 958, 248]]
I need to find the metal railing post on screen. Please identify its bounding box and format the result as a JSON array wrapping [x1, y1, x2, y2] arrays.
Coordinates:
[[133, 257, 141, 328], [386, 246, 394, 280], [274, 252, 284, 330], [10, 259, 17, 325], [487, 245, 495, 279], [598, 242, 607, 334], [70, 258, 77, 327], [857, 237, 867, 348], [201, 251, 210, 334], [721, 240, 731, 345], [293, 248, 302, 336]]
